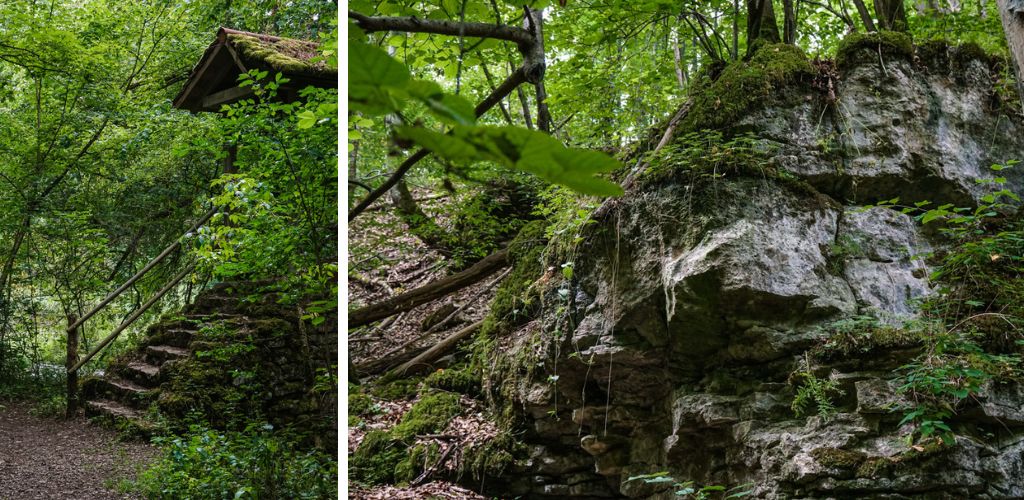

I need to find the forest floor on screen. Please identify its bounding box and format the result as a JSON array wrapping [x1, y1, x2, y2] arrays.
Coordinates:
[[348, 193, 499, 498], [0, 401, 156, 500]]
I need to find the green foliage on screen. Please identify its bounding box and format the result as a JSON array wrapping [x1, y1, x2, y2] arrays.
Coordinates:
[[859, 161, 1024, 444], [641, 130, 774, 186], [825, 234, 866, 275], [193, 69, 338, 305], [348, 38, 623, 196], [136, 424, 337, 500], [790, 355, 845, 418], [897, 329, 1020, 444], [625, 472, 754, 499]]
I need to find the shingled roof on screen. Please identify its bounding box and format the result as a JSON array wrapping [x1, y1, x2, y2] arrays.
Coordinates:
[[173, 27, 337, 113]]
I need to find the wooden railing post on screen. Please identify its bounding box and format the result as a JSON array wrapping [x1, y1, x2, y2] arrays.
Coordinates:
[[66, 314, 79, 418]]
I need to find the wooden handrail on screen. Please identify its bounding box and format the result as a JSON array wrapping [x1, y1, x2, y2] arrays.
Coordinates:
[[66, 207, 217, 333], [69, 264, 195, 374]]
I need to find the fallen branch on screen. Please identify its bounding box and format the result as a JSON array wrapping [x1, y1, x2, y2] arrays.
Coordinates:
[[411, 438, 464, 486], [369, 267, 512, 366], [389, 320, 484, 376], [348, 248, 509, 328]]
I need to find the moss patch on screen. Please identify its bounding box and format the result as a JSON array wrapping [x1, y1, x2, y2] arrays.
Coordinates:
[[424, 366, 481, 396], [835, 30, 913, 69], [856, 456, 892, 478], [811, 447, 866, 469], [370, 376, 422, 400], [478, 220, 549, 340], [391, 391, 461, 441], [461, 433, 529, 480], [350, 430, 405, 485], [681, 43, 814, 132], [227, 33, 330, 75], [811, 318, 922, 362]]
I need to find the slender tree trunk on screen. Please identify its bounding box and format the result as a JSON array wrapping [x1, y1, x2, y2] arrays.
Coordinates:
[[997, 0, 1024, 113], [747, 0, 781, 52], [875, 0, 908, 30], [852, 0, 878, 31], [524, 7, 552, 133], [733, 0, 740, 59], [389, 179, 450, 254], [783, 0, 798, 43], [673, 36, 687, 89]]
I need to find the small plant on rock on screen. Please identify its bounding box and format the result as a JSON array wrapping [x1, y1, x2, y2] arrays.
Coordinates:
[[790, 354, 845, 418]]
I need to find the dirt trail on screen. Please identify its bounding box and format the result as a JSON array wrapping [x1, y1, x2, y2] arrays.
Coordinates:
[[0, 401, 156, 500]]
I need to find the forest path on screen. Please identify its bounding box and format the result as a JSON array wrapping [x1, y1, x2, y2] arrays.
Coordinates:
[[0, 401, 156, 500]]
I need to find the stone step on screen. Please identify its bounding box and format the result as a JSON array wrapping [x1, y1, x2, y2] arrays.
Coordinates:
[[121, 361, 161, 387], [84, 399, 153, 437], [187, 295, 237, 315], [146, 327, 195, 348], [82, 377, 154, 409], [185, 312, 246, 322], [145, 345, 190, 364]]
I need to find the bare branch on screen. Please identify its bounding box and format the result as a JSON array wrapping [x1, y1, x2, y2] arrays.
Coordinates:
[[349, 10, 534, 46], [348, 67, 529, 221]]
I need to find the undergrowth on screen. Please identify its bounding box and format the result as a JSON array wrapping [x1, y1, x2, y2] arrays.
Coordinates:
[[135, 423, 337, 499], [810, 160, 1024, 444]]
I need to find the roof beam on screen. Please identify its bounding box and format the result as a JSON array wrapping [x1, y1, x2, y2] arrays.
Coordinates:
[[201, 85, 254, 110]]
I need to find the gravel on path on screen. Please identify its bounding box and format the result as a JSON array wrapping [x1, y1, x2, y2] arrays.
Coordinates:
[[0, 401, 157, 500]]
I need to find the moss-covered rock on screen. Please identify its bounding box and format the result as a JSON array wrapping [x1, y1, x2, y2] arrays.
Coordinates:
[[462, 433, 529, 480], [811, 447, 867, 469], [835, 30, 914, 69], [370, 376, 422, 400], [350, 430, 405, 485], [856, 456, 893, 478], [681, 43, 814, 132], [391, 391, 462, 441], [424, 366, 481, 396]]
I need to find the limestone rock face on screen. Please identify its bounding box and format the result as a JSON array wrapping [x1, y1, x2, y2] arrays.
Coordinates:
[[486, 45, 1024, 498]]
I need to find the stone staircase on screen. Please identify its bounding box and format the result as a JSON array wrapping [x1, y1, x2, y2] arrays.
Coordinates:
[[78, 281, 336, 445], [80, 287, 240, 435]]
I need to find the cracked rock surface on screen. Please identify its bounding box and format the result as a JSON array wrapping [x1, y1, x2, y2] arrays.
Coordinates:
[[484, 46, 1024, 498]]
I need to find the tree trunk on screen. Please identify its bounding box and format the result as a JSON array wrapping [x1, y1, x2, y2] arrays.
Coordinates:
[[733, 0, 740, 59], [747, 0, 781, 52], [875, 0, 908, 30], [998, 0, 1024, 113], [851, 0, 879, 31], [389, 179, 451, 254], [783, 0, 798, 44], [524, 7, 551, 132], [673, 36, 687, 89]]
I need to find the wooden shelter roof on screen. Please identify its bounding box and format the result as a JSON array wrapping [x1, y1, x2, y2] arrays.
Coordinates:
[[173, 27, 337, 113]]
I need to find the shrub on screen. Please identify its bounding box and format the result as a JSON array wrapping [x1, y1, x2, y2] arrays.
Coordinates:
[[136, 424, 337, 499]]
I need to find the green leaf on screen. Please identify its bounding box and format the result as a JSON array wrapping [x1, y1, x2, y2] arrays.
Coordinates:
[[423, 93, 476, 126], [296, 110, 317, 129], [397, 126, 478, 162], [348, 42, 410, 113]]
